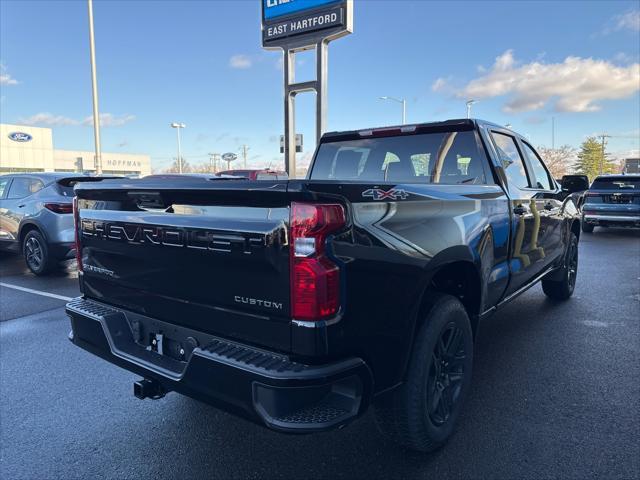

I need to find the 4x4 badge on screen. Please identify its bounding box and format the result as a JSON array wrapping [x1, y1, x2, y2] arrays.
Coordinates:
[[362, 188, 409, 201]]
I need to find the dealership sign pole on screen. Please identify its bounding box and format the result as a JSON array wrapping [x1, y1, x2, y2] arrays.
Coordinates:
[[262, 0, 353, 177]]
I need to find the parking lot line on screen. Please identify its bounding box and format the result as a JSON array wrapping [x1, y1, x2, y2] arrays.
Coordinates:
[[0, 282, 73, 302]]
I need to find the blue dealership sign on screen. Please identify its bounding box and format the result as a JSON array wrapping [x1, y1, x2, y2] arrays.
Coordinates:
[[263, 0, 342, 20], [8, 132, 33, 142], [261, 0, 352, 48]]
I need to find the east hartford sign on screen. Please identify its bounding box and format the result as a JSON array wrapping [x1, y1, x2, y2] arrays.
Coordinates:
[[262, 0, 353, 49]]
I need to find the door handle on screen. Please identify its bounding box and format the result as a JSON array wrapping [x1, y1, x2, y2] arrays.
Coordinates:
[[513, 205, 528, 215], [18, 204, 26, 208]]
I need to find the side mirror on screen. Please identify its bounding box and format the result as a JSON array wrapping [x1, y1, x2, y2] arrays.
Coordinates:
[[560, 176, 589, 194]]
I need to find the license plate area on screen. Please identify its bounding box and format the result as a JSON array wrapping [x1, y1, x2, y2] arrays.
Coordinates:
[[148, 332, 194, 362], [127, 314, 211, 364], [607, 195, 632, 204]]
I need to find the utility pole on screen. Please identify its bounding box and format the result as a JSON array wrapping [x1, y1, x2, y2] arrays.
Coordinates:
[[87, 0, 102, 175], [240, 145, 249, 169], [208, 152, 220, 173], [598, 133, 611, 175]]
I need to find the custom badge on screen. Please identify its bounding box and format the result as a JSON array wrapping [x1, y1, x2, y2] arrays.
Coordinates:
[[362, 188, 410, 201]]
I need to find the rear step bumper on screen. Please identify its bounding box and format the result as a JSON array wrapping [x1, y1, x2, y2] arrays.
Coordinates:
[[66, 297, 373, 433]]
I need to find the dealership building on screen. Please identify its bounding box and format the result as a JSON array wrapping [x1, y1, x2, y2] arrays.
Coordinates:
[[0, 123, 151, 176]]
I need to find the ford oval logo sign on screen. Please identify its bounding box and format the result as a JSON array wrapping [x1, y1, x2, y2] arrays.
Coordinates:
[[8, 132, 33, 142]]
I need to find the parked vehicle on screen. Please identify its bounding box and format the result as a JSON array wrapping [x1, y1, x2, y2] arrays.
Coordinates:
[[0, 173, 118, 275], [581, 174, 640, 232], [216, 169, 288, 180], [66, 119, 581, 452]]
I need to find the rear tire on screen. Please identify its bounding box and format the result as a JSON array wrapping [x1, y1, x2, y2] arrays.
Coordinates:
[[542, 233, 578, 301], [23, 230, 56, 276], [581, 222, 594, 233], [374, 294, 473, 452]]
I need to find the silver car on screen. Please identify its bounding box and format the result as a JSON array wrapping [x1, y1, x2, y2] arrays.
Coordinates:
[[0, 173, 103, 275]]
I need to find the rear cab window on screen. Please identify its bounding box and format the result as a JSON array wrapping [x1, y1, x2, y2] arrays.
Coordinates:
[[590, 177, 640, 190], [310, 129, 492, 185]]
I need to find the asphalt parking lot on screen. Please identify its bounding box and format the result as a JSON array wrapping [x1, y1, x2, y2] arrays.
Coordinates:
[[1, 228, 639, 480]]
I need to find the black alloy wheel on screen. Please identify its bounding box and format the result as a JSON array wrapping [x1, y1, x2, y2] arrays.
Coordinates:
[[542, 232, 579, 300], [566, 239, 578, 293], [427, 322, 467, 426], [373, 294, 474, 452]]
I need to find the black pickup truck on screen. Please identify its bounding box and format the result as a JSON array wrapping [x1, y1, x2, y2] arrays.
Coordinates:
[[67, 119, 581, 452]]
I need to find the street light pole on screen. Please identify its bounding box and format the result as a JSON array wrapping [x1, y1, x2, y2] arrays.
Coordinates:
[[170, 123, 186, 173], [240, 145, 249, 169], [87, 0, 102, 175], [465, 99, 477, 119], [379, 96, 406, 124]]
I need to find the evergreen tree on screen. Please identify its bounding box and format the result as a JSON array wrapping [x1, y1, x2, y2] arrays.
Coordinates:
[[575, 137, 615, 181]]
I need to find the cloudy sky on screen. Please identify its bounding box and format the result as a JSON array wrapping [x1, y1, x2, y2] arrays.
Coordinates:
[[1, 0, 639, 171]]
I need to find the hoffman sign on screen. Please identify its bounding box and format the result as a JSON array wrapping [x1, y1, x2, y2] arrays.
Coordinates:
[[262, 0, 352, 48]]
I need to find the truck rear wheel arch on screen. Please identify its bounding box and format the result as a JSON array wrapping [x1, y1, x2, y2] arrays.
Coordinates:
[[420, 261, 482, 337], [386, 259, 482, 397]]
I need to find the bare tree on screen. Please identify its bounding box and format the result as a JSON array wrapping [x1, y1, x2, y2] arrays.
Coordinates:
[[536, 145, 576, 179], [164, 158, 192, 173], [191, 163, 216, 174]]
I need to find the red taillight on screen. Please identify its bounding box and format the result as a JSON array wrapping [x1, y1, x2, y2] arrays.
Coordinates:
[[73, 197, 83, 272], [290, 202, 345, 321], [44, 202, 73, 214]]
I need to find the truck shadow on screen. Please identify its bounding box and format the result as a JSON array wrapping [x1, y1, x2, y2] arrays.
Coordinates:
[[158, 288, 577, 479]]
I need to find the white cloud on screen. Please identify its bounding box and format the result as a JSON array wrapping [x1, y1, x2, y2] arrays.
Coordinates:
[[614, 10, 640, 33], [19, 112, 78, 126], [454, 50, 640, 113], [431, 77, 448, 92], [18, 112, 135, 127], [229, 54, 252, 69], [82, 113, 136, 127], [0, 63, 19, 85], [599, 9, 640, 36]]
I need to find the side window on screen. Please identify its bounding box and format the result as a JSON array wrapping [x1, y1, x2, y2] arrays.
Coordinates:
[[0, 177, 10, 199], [30, 178, 44, 194], [522, 142, 552, 190], [490, 132, 530, 190], [7, 177, 42, 199]]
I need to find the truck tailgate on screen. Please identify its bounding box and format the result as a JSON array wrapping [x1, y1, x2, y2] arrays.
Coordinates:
[[74, 180, 292, 352]]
